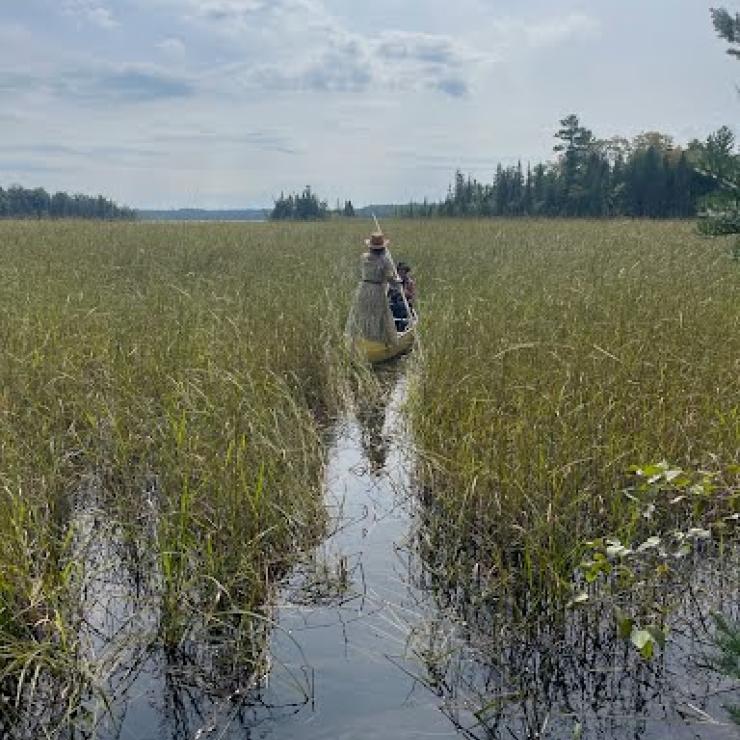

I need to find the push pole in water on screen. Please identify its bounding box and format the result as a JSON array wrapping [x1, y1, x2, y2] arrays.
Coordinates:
[[372, 212, 413, 326]]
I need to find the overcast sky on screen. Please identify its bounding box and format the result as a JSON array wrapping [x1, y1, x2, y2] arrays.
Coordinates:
[[1, 0, 738, 209]]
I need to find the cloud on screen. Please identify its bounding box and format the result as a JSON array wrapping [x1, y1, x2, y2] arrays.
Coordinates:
[[375, 31, 476, 67], [186, 0, 324, 29], [243, 27, 486, 97], [434, 78, 468, 97], [73, 65, 195, 101], [5, 143, 166, 163], [0, 64, 196, 104], [491, 13, 601, 51], [182, 0, 484, 97], [157, 37, 187, 59], [63, 0, 118, 29], [149, 127, 303, 155], [249, 35, 373, 93], [0, 161, 65, 175]]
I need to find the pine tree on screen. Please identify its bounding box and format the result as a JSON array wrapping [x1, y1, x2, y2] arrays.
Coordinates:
[[700, 10, 740, 250], [711, 7, 740, 58]]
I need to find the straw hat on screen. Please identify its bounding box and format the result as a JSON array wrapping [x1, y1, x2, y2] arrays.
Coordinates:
[[365, 230, 390, 250]]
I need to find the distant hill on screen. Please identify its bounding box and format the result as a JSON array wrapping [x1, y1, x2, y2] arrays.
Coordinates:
[[137, 208, 268, 222]]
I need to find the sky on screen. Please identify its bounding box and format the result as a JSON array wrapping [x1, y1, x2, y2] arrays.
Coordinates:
[[1, 0, 738, 209]]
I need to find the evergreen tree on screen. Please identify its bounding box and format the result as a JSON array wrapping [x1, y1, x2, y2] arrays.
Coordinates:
[[0, 184, 134, 220], [700, 10, 740, 250], [270, 186, 328, 221], [399, 113, 729, 223], [554, 114, 595, 214], [711, 7, 740, 58]]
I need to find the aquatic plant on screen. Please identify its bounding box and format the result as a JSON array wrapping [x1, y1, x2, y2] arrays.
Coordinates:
[[406, 219, 739, 601]]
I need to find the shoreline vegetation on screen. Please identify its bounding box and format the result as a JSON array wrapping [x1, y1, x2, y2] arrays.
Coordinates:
[[0, 219, 737, 735], [0, 186, 135, 220], [266, 117, 737, 224], [5, 117, 736, 228]]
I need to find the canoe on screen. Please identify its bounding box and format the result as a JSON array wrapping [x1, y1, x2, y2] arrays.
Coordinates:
[[353, 319, 417, 364]]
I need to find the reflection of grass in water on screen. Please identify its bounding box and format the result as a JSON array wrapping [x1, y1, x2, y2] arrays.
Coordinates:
[[403, 538, 740, 738], [711, 614, 740, 724], [285, 552, 353, 606]]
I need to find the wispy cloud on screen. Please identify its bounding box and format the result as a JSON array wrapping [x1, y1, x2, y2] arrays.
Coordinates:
[[157, 37, 186, 59], [247, 36, 373, 93], [434, 78, 468, 98], [375, 31, 477, 67], [88, 65, 194, 101], [63, 0, 118, 29], [149, 127, 303, 155], [490, 13, 601, 51], [4, 143, 166, 162], [185, 0, 325, 31], [179, 0, 486, 97], [243, 27, 486, 97], [0, 160, 66, 175], [1, 63, 196, 103]]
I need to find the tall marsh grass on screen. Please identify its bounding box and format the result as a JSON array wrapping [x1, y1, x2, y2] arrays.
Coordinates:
[[1, 218, 737, 734], [403, 219, 739, 599], [0, 220, 366, 732]]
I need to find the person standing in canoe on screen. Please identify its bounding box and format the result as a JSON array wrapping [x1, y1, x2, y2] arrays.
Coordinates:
[[346, 230, 400, 346]]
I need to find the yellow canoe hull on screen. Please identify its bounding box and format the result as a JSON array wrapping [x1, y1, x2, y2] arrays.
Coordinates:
[[353, 322, 417, 364]]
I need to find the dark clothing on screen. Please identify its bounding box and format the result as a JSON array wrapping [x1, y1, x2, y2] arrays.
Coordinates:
[[389, 288, 410, 331]]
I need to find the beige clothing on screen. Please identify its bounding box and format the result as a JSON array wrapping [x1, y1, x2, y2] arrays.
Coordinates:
[[346, 250, 398, 344]]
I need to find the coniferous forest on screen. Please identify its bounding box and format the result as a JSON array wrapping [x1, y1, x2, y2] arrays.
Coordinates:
[[401, 118, 737, 220], [267, 117, 737, 223], [0, 185, 135, 220]]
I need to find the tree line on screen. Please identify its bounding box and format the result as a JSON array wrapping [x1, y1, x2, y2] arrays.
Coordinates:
[[0, 185, 136, 220], [270, 186, 330, 220], [269, 116, 737, 224], [396, 118, 736, 220]]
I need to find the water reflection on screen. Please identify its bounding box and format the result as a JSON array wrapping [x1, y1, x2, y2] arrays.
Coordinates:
[[406, 513, 740, 739], [5, 359, 738, 740], [355, 364, 404, 476]]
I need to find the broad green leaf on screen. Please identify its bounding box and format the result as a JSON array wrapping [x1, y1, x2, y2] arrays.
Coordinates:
[[645, 625, 667, 649], [631, 628, 652, 650], [615, 608, 634, 639], [640, 639, 654, 660], [631, 628, 657, 659]]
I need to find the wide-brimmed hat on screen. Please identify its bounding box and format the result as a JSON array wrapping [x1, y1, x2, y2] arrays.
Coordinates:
[[365, 230, 390, 249]]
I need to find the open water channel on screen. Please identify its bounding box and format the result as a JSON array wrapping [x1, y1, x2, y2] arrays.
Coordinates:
[[11, 363, 737, 740]]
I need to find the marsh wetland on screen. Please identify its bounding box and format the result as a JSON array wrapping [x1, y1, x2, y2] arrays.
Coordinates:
[[0, 220, 738, 738]]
